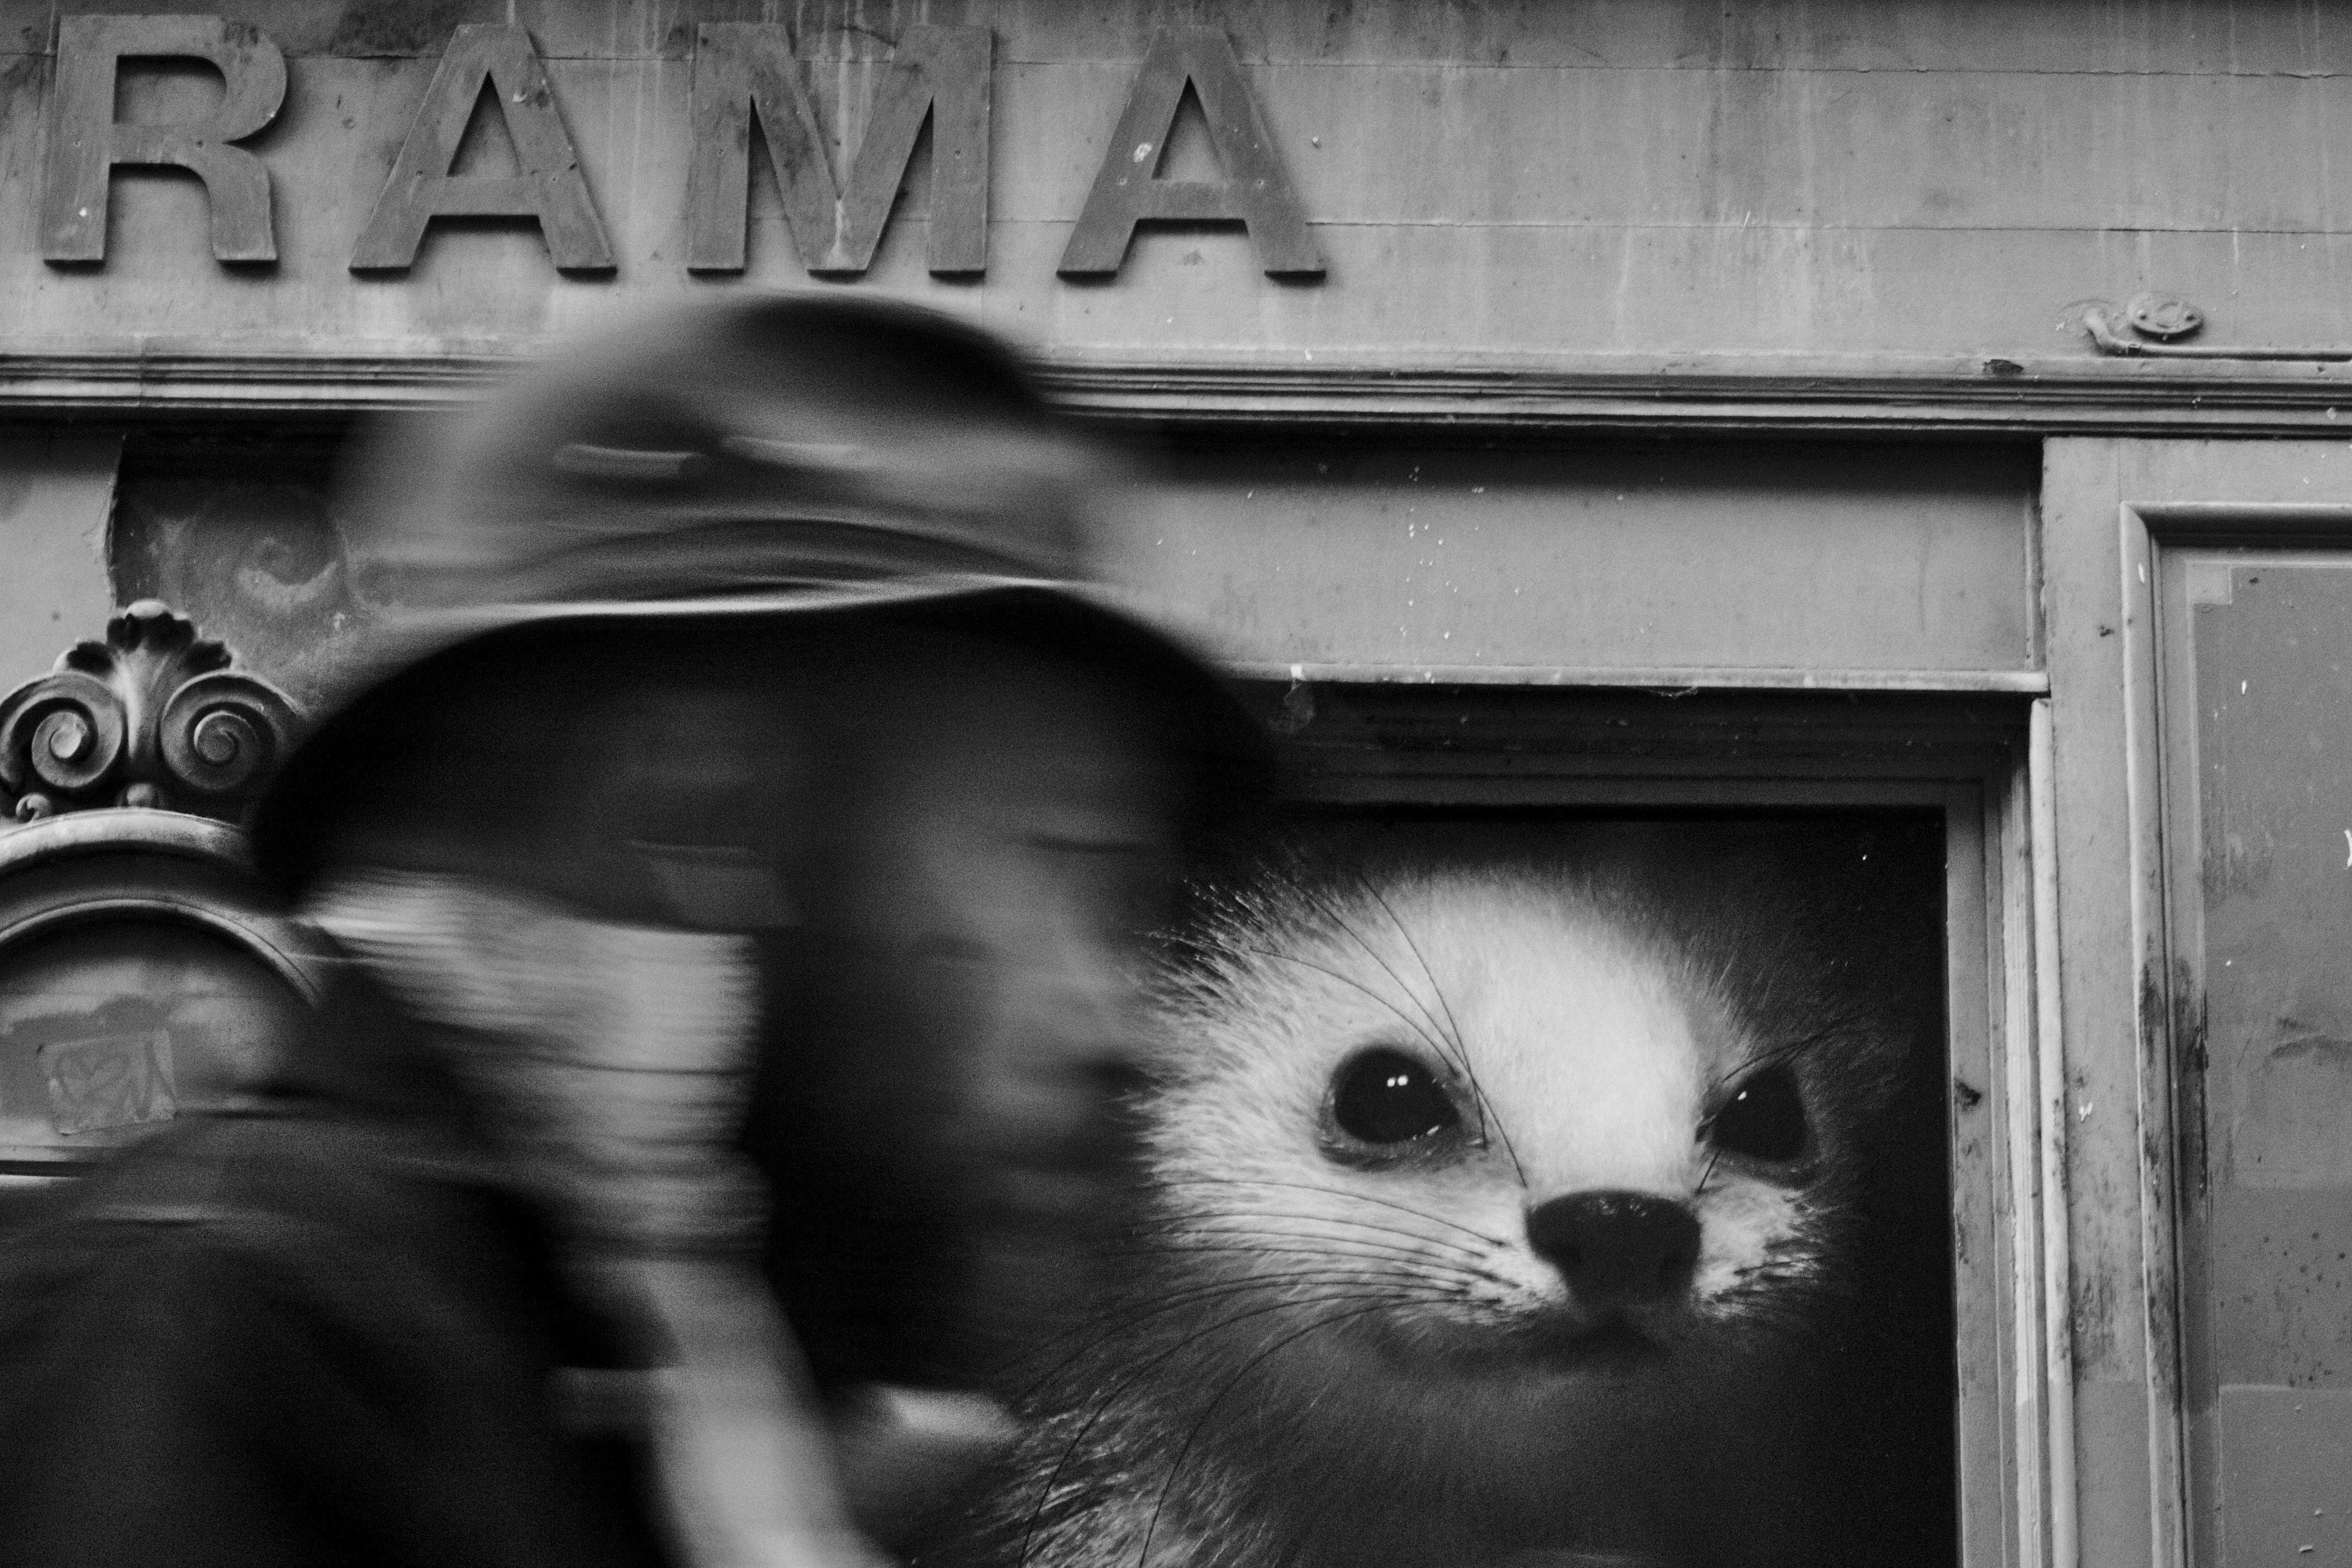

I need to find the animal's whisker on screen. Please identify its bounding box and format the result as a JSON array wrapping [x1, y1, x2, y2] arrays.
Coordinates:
[[1285, 879, 1469, 1073], [1357, 875, 1530, 1186], [1016, 1286, 1456, 1567], [1101, 1238, 1510, 1293], [1714, 1026, 1848, 1090], [1100, 1266, 1480, 1321], [1147, 1175, 1511, 1248], [1105, 1232, 1505, 1279], [998, 1268, 1470, 1402], [1279, 878, 1526, 1173], [1002, 1269, 1477, 1401], [1118, 1227, 1501, 1272], [1158, 1205, 1500, 1261], [1133, 1295, 1447, 1567], [1215, 941, 1459, 1072]]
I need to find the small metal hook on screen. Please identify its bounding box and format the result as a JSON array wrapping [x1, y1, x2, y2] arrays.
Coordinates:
[[2078, 296, 2352, 362]]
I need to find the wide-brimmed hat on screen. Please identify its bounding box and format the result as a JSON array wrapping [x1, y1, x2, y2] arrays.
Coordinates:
[[249, 295, 1271, 894]]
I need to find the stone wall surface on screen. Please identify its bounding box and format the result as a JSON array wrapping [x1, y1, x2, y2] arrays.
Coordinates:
[[0, 0, 2347, 389]]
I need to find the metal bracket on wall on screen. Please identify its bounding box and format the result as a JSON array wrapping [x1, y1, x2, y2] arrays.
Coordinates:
[[2078, 295, 2352, 362]]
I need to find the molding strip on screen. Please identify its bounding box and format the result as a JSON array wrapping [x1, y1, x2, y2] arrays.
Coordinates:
[[7, 348, 2352, 433], [1231, 662, 2051, 694]]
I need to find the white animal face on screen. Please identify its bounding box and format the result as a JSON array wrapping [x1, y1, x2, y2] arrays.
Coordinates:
[[1145, 867, 1854, 1351], [1004, 843, 1941, 1568]]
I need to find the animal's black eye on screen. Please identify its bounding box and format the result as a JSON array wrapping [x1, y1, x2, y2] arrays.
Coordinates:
[[1705, 1064, 1809, 1163], [1330, 1048, 1461, 1146]]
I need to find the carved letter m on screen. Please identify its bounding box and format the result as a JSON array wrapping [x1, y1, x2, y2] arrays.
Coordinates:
[[686, 24, 989, 278]]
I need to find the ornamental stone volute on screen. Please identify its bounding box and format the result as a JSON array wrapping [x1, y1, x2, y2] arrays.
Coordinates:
[[0, 600, 301, 825]]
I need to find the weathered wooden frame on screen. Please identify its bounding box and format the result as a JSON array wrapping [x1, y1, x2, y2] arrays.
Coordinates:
[[2040, 439, 2352, 1568], [1246, 679, 2062, 1568]]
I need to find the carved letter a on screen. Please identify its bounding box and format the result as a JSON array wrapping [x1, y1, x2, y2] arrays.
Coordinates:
[[1057, 29, 1321, 281], [350, 25, 613, 274]]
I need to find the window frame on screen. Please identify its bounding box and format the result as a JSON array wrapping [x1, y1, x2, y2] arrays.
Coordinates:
[[1232, 676, 2065, 1568]]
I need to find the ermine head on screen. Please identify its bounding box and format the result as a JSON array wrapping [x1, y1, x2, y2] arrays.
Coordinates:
[[1143, 860, 1896, 1372]]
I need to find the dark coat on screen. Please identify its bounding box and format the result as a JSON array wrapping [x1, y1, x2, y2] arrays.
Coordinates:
[[0, 975, 667, 1568]]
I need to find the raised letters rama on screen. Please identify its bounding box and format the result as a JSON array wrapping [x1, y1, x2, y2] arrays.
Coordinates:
[[33, 17, 1319, 285]]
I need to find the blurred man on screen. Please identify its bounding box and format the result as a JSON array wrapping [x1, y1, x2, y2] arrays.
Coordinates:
[[0, 298, 1266, 1568]]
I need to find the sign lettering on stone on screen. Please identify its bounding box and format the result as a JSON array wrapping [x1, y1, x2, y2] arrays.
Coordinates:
[[686, 23, 991, 278], [29, 17, 1316, 286], [1057, 28, 1322, 281], [348, 23, 614, 274]]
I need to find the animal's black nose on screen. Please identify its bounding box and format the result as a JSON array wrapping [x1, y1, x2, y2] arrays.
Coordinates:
[[1526, 1191, 1701, 1305]]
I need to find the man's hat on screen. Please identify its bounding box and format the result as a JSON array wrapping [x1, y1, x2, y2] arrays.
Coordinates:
[[249, 294, 1271, 894]]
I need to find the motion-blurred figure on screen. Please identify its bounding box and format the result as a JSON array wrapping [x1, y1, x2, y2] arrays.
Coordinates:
[[0, 298, 1266, 1568]]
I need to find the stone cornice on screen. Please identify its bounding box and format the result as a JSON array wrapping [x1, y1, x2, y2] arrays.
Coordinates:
[[6, 345, 2352, 433]]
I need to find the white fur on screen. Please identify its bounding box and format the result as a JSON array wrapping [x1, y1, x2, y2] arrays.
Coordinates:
[[1148, 868, 1824, 1329]]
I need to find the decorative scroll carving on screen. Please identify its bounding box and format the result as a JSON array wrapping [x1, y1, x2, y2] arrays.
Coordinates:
[[0, 601, 301, 825]]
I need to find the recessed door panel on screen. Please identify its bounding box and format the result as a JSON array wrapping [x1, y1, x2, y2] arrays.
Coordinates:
[[2161, 553, 2352, 1565]]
